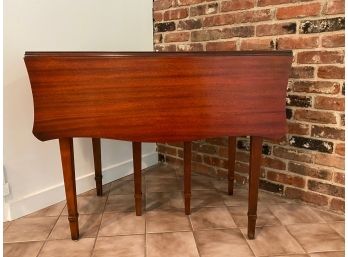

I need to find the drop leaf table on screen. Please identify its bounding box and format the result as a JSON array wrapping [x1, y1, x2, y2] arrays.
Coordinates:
[[24, 51, 292, 240]]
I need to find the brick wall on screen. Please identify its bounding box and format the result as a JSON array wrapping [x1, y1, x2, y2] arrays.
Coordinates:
[[153, 0, 345, 212]]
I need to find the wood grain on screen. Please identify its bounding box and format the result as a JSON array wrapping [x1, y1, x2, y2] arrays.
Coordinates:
[[24, 51, 292, 142]]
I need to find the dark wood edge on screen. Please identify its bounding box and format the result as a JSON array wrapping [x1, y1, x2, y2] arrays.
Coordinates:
[[24, 50, 293, 57]]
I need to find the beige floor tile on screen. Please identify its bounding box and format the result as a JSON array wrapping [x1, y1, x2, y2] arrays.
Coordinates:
[[147, 231, 199, 257], [241, 225, 305, 256], [38, 238, 95, 257], [190, 176, 215, 190], [98, 212, 145, 236], [190, 207, 236, 230], [259, 191, 291, 205], [4, 217, 57, 243], [49, 214, 102, 240], [146, 178, 180, 193], [211, 179, 229, 193], [287, 223, 345, 253], [313, 209, 345, 222], [328, 222, 344, 237], [62, 196, 107, 215], [146, 191, 184, 211], [3, 221, 11, 231], [109, 180, 135, 195], [270, 254, 309, 257], [104, 194, 143, 213], [4, 241, 44, 257], [93, 235, 145, 257], [146, 209, 191, 233], [268, 204, 325, 225], [222, 188, 249, 206], [191, 190, 225, 208], [144, 164, 177, 178], [228, 205, 281, 228], [26, 201, 66, 218], [79, 183, 111, 197], [309, 252, 345, 257], [194, 229, 254, 257]]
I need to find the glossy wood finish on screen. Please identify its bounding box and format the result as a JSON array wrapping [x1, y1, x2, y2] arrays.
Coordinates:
[[228, 137, 236, 195], [247, 136, 263, 239], [184, 142, 192, 215], [24, 51, 292, 142], [132, 142, 142, 216], [92, 138, 103, 196], [25, 51, 292, 241], [59, 138, 79, 240]]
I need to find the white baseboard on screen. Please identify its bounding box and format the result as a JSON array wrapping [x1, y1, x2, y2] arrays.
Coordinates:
[[5, 152, 158, 221]]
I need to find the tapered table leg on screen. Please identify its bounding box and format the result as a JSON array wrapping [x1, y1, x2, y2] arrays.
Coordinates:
[[247, 136, 263, 239], [228, 136, 236, 195], [184, 141, 192, 215], [132, 142, 142, 216], [59, 138, 79, 240], [92, 138, 103, 196]]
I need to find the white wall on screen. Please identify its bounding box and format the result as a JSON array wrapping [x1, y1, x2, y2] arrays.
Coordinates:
[[4, 0, 156, 220]]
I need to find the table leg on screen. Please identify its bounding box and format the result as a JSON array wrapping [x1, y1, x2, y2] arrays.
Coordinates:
[[59, 138, 79, 240], [228, 136, 236, 195], [184, 141, 192, 215], [92, 138, 103, 196], [132, 142, 142, 216], [247, 136, 263, 239]]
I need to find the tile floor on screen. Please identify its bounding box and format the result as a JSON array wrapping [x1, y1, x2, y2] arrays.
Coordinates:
[[3, 164, 345, 257]]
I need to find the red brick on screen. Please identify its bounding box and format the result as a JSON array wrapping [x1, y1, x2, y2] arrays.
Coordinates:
[[288, 162, 332, 180], [221, 0, 254, 12], [192, 141, 218, 154], [262, 156, 286, 170], [308, 180, 344, 198], [177, 43, 204, 51], [297, 51, 344, 64], [256, 22, 296, 36], [311, 125, 345, 141], [203, 9, 272, 27], [324, 0, 345, 14], [235, 161, 249, 174], [164, 8, 188, 21], [164, 32, 190, 43], [290, 66, 314, 79], [314, 153, 344, 169], [317, 66, 344, 79], [154, 0, 174, 11], [190, 3, 218, 16], [314, 96, 345, 111], [276, 3, 321, 20], [154, 44, 177, 52], [191, 29, 221, 42], [278, 36, 319, 49], [240, 38, 275, 50], [206, 41, 237, 51], [258, 0, 298, 7], [166, 155, 183, 167], [177, 19, 202, 30], [294, 110, 337, 124], [287, 122, 310, 135], [333, 172, 344, 185], [267, 171, 306, 188], [330, 198, 344, 212], [192, 162, 216, 177], [177, 0, 205, 6], [154, 12, 163, 22], [221, 26, 255, 38], [335, 143, 345, 156], [273, 146, 313, 163], [291, 81, 340, 94], [154, 34, 163, 44], [284, 187, 329, 206], [322, 33, 345, 48]]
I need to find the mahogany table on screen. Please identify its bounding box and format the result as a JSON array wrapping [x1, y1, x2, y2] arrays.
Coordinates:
[[24, 51, 292, 240]]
